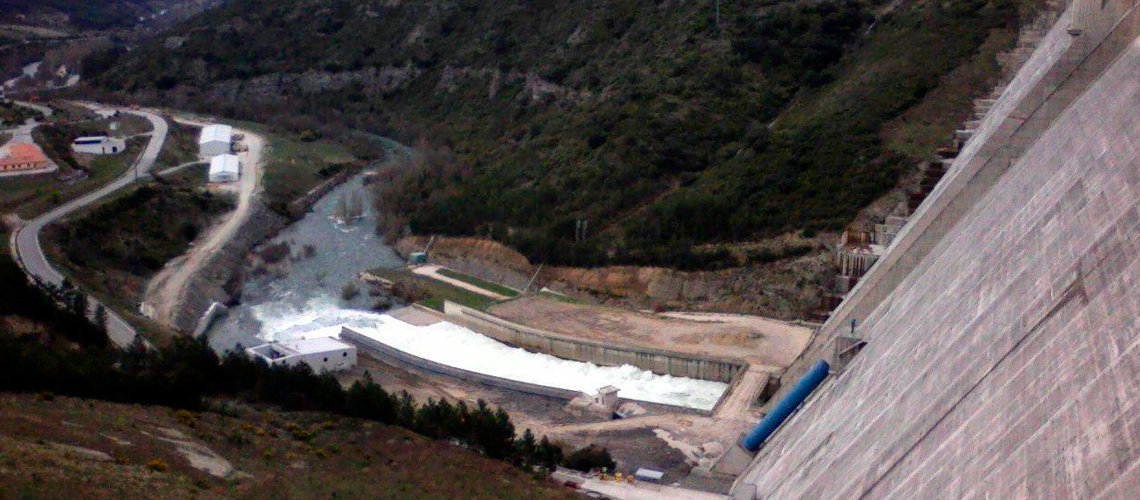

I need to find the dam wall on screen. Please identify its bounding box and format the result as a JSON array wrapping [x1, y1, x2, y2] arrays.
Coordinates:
[[775, 0, 1140, 406], [442, 301, 745, 383], [735, 1, 1140, 498], [339, 326, 581, 400]]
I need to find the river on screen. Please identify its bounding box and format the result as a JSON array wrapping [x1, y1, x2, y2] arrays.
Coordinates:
[[208, 172, 727, 410]]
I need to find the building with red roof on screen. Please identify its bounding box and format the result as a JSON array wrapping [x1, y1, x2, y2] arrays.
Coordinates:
[[0, 142, 50, 172]]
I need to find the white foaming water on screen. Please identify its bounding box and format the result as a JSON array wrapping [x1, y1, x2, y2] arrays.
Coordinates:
[[252, 296, 727, 410]]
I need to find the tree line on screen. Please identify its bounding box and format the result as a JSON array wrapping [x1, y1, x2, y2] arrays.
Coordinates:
[[1, 245, 616, 473], [0, 332, 614, 472]]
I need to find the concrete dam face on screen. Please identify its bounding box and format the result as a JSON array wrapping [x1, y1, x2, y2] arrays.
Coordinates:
[[736, 1, 1140, 498]]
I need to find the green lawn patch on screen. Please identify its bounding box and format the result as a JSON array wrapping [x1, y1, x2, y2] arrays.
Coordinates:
[[367, 267, 498, 312], [155, 119, 200, 169], [259, 130, 355, 214], [437, 268, 519, 297]]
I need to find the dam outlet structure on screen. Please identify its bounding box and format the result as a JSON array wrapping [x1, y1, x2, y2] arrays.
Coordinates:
[[739, 359, 830, 453]]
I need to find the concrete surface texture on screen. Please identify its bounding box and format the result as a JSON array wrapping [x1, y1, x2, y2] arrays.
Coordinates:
[[489, 296, 811, 368], [772, 0, 1140, 423], [448, 301, 747, 384], [736, 15, 1140, 500], [578, 477, 729, 500], [11, 103, 168, 347]]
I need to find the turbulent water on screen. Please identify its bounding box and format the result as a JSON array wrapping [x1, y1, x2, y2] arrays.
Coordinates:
[[209, 173, 727, 410], [250, 295, 726, 410]]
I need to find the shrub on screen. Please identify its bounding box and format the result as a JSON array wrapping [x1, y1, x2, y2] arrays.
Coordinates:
[[259, 242, 291, 264], [562, 445, 616, 472], [341, 283, 360, 301], [146, 458, 169, 472]]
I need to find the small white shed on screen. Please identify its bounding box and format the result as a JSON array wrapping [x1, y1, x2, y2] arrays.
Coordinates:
[[246, 336, 357, 373], [198, 124, 233, 157], [208, 154, 240, 183], [71, 136, 126, 155]]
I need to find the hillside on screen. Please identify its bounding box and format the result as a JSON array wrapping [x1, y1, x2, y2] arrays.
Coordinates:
[[0, 393, 579, 500], [0, 241, 589, 499], [93, 0, 1040, 268], [1, 0, 223, 32]]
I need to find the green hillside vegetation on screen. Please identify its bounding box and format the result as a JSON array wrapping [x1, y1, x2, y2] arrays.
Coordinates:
[[94, 0, 1038, 269], [0, 245, 107, 347], [0, 101, 40, 126], [48, 183, 232, 281], [0, 249, 598, 499], [42, 179, 232, 345]]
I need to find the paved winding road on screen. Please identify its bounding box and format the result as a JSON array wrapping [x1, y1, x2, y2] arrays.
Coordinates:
[[10, 104, 169, 347]]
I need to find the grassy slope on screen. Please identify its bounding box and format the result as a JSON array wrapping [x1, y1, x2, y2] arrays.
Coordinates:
[[261, 133, 355, 213], [41, 176, 232, 344], [368, 267, 500, 311], [155, 119, 200, 168], [0, 393, 578, 500], [438, 268, 520, 298]]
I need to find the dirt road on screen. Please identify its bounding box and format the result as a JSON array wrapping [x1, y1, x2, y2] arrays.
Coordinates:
[[411, 264, 512, 299], [490, 296, 813, 367], [142, 124, 264, 330]]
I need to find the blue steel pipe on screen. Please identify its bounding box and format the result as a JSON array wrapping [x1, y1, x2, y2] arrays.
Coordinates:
[[740, 359, 830, 452]]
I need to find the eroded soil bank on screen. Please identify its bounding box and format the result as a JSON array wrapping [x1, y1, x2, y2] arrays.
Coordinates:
[[395, 235, 831, 320]]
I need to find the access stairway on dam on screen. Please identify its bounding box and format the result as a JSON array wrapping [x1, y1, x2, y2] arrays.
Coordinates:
[[814, 0, 1067, 325]]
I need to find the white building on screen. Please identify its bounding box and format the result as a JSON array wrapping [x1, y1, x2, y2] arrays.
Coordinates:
[[246, 337, 357, 373], [71, 136, 126, 155], [208, 154, 241, 183], [198, 124, 233, 157]]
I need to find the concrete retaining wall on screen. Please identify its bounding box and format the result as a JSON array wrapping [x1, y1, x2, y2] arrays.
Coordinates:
[[442, 301, 745, 383], [339, 326, 582, 400]]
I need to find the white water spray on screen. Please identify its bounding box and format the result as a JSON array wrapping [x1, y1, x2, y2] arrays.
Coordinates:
[[252, 296, 727, 410]]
